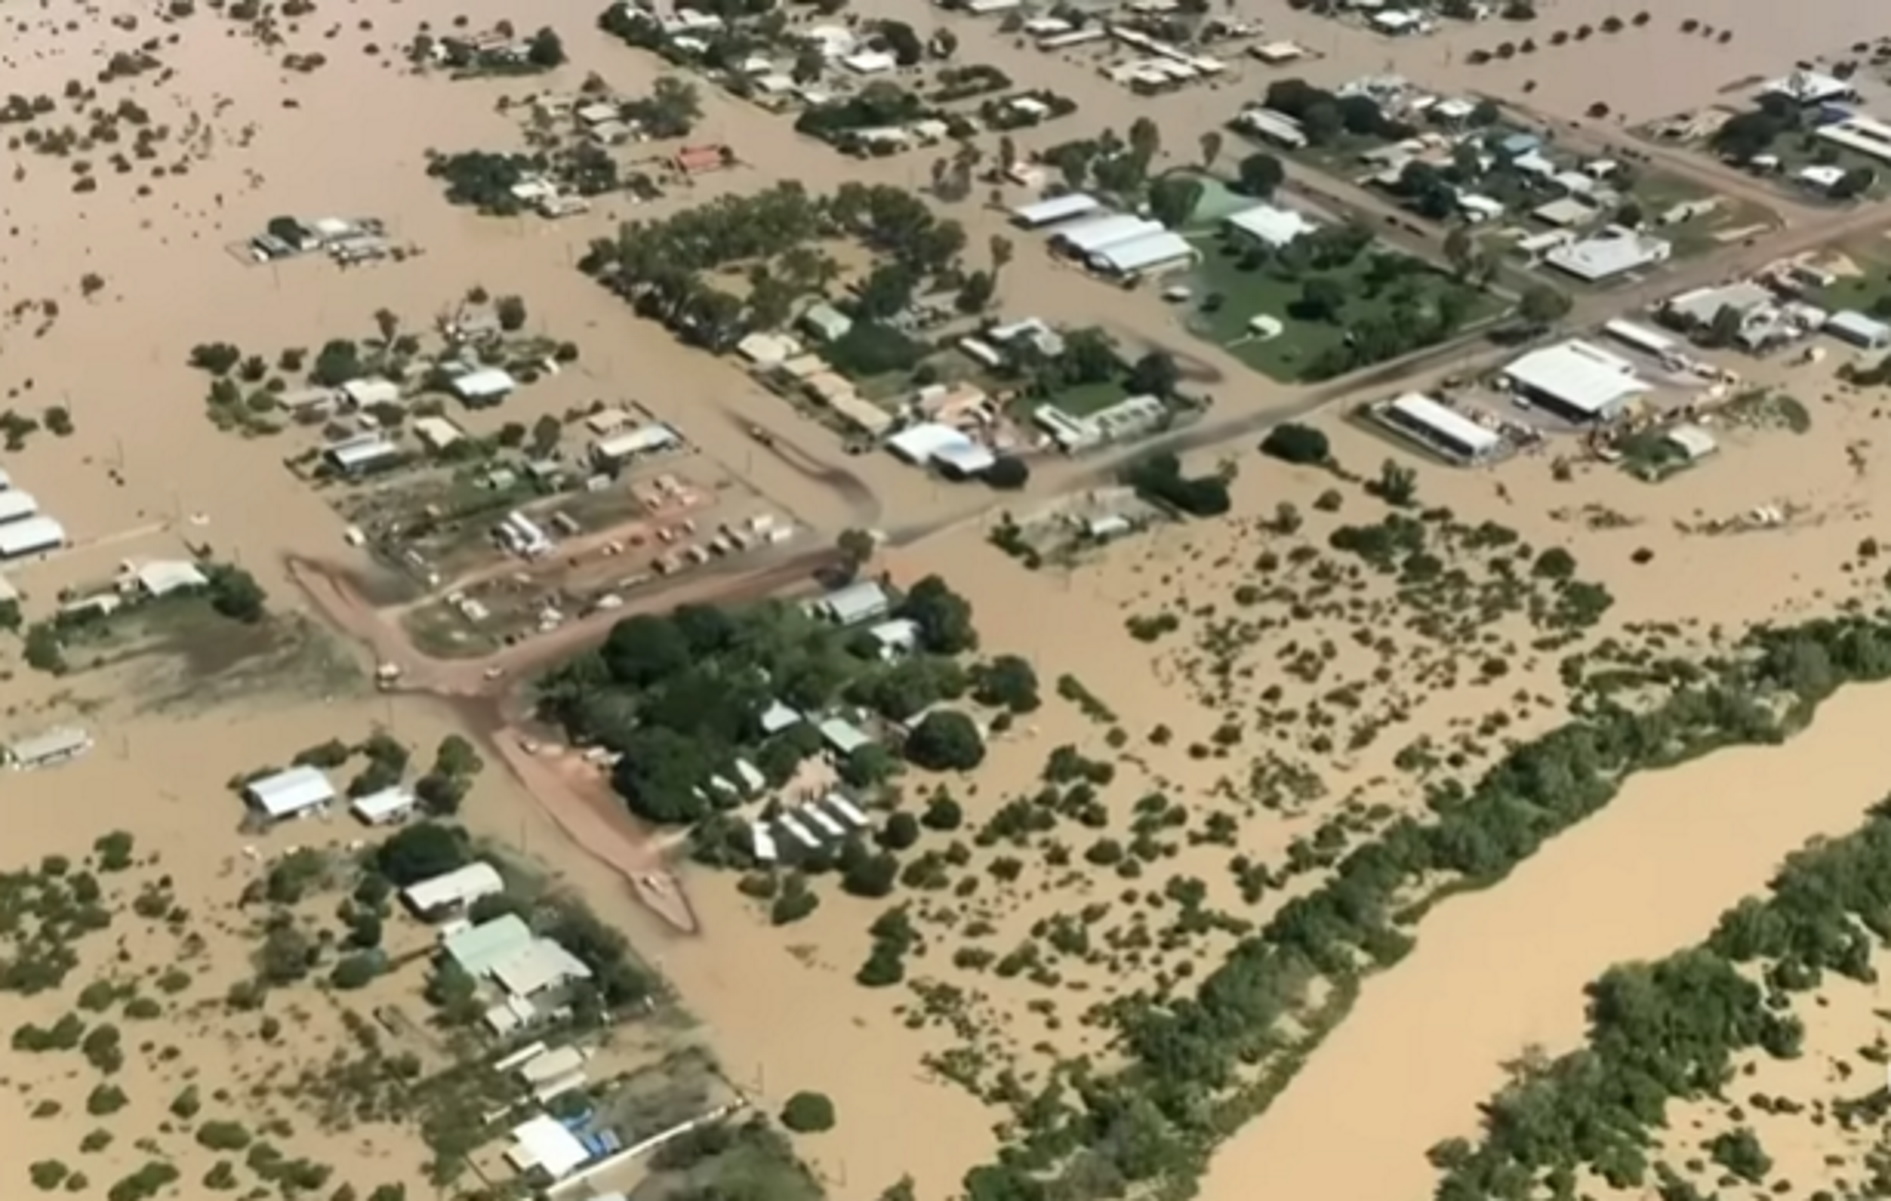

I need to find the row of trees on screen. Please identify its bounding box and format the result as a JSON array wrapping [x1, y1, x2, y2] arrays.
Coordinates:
[[1262, 77, 1413, 149], [952, 610, 1891, 1201], [1435, 790, 1891, 1198]]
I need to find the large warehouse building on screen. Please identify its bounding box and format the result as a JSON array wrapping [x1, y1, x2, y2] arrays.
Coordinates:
[[1500, 339, 1648, 424]]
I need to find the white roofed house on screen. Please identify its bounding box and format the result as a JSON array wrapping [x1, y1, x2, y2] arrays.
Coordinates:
[[129, 559, 208, 599], [402, 861, 504, 919], [449, 367, 518, 405], [491, 940, 593, 1000], [819, 717, 875, 758], [867, 617, 921, 659], [1544, 228, 1672, 283], [811, 580, 892, 626], [507, 1114, 591, 1184], [244, 765, 337, 824], [1223, 203, 1317, 249], [339, 377, 401, 409]]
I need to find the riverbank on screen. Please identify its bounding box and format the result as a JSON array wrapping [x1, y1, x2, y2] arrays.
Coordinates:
[[1194, 674, 1891, 1201]]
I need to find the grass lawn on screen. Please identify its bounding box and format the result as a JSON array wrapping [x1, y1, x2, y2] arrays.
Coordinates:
[[1180, 234, 1501, 382], [1807, 240, 1891, 314], [1042, 380, 1132, 415]]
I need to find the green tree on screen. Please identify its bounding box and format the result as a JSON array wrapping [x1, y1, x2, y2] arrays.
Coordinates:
[[372, 822, 470, 885], [898, 576, 976, 654], [1518, 283, 1572, 329], [971, 655, 1039, 712], [836, 528, 877, 581], [1198, 129, 1223, 169], [1236, 152, 1285, 197], [904, 711, 985, 771], [204, 564, 266, 623], [1146, 176, 1203, 229], [526, 26, 565, 68], [780, 1091, 836, 1133], [1371, 459, 1418, 507], [1260, 422, 1330, 465], [494, 294, 527, 332]]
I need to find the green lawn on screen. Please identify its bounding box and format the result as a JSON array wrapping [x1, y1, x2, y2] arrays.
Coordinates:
[[1180, 234, 1501, 382], [1042, 380, 1132, 415], [1807, 243, 1891, 314]]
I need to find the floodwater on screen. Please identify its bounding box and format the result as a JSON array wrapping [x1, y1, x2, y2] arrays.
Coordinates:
[[0, 0, 1888, 1196], [1195, 677, 1891, 1201]]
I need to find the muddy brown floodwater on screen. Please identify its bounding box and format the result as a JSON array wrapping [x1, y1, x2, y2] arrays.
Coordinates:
[[1196, 681, 1891, 1201]]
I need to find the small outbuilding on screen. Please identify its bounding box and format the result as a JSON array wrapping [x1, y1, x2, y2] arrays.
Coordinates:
[[350, 786, 418, 826], [6, 726, 93, 770], [1663, 423, 1719, 462], [819, 717, 875, 757], [799, 302, 854, 344]]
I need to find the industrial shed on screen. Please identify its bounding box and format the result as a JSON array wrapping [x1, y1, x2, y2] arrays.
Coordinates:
[[1500, 340, 1647, 424], [1380, 393, 1501, 463], [1051, 214, 1161, 256], [1826, 309, 1891, 349], [1088, 231, 1197, 277], [0, 489, 41, 525], [244, 765, 337, 823], [0, 516, 66, 559], [324, 434, 402, 476], [1010, 192, 1102, 228], [590, 423, 681, 467]]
